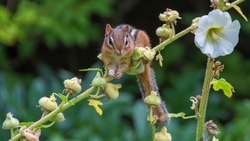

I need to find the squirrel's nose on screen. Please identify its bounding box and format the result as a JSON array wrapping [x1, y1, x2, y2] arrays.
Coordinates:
[[116, 50, 122, 56]]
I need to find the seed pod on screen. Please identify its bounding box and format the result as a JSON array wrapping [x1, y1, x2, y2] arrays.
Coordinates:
[[144, 91, 161, 106], [104, 83, 122, 100]]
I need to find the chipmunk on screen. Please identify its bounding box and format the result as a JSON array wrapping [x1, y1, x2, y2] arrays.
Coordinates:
[[101, 24, 169, 125]]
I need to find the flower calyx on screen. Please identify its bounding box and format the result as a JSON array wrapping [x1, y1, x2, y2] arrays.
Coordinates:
[[155, 126, 172, 141], [38, 94, 58, 112], [64, 77, 82, 96], [2, 112, 19, 129], [92, 72, 107, 87], [159, 8, 181, 25], [144, 91, 161, 106], [104, 83, 122, 100]]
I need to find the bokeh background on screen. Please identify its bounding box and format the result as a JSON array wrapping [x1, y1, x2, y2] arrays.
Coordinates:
[[1, 0, 250, 141]]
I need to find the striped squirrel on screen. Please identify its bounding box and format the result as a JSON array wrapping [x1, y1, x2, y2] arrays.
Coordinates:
[[101, 24, 169, 125]]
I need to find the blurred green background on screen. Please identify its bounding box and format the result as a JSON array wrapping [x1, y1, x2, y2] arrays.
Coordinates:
[[1, 0, 250, 140]]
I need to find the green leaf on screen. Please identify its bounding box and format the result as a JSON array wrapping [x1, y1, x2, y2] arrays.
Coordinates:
[[79, 68, 103, 72], [19, 122, 34, 127], [211, 78, 234, 98], [169, 112, 186, 118], [54, 93, 68, 102]]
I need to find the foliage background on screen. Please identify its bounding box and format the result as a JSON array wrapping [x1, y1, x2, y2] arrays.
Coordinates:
[[0, 0, 250, 140]]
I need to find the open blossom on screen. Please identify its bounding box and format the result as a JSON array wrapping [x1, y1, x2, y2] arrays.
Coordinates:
[[194, 9, 241, 58]]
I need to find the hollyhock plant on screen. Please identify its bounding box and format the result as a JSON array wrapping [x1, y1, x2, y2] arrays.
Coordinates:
[[194, 9, 241, 58]]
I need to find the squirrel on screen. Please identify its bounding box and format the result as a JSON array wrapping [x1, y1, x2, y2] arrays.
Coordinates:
[[101, 24, 169, 125]]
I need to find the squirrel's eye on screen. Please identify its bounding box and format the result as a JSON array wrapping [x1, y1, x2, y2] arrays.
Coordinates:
[[108, 37, 113, 47], [124, 37, 129, 47]]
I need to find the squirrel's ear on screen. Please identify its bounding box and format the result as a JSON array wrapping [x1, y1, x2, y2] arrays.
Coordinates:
[[122, 25, 129, 36], [105, 24, 113, 36]]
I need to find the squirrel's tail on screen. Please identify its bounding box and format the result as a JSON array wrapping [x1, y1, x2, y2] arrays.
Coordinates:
[[137, 64, 169, 125]]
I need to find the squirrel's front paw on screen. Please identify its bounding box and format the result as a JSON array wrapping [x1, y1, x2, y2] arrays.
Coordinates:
[[114, 71, 122, 79], [108, 69, 116, 78]]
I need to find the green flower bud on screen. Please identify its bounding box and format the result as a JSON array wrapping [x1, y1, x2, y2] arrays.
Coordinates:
[[50, 112, 65, 122], [92, 72, 107, 87], [2, 112, 19, 129], [144, 91, 161, 106], [156, 26, 173, 38], [159, 13, 168, 22], [64, 77, 82, 94], [39, 94, 58, 111], [104, 83, 122, 100], [155, 126, 172, 141]]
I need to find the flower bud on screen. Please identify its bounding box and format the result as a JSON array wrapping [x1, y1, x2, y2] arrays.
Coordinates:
[[64, 77, 82, 94], [155, 126, 172, 141], [92, 72, 107, 87], [167, 10, 181, 22], [39, 94, 58, 111], [144, 48, 156, 61], [2, 112, 19, 129], [159, 13, 168, 22], [97, 53, 102, 60], [50, 112, 65, 122], [144, 91, 161, 106], [156, 26, 173, 38], [104, 83, 122, 100]]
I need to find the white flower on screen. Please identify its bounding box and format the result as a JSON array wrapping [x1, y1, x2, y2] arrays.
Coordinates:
[[194, 9, 241, 58]]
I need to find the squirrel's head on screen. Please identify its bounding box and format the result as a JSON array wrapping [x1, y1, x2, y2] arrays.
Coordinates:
[[104, 24, 134, 56]]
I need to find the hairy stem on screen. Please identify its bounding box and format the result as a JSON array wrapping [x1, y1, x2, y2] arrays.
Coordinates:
[[196, 57, 214, 141], [12, 86, 97, 141], [150, 105, 156, 141]]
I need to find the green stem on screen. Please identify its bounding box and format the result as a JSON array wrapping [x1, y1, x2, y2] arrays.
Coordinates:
[[153, 26, 193, 52], [223, 0, 245, 11], [196, 57, 214, 141], [41, 121, 56, 128], [150, 105, 156, 141], [12, 86, 97, 141], [10, 128, 14, 141]]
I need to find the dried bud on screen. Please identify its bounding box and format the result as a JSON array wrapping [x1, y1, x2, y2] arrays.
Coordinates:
[[155, 126, 172, 141], [20, 126, 41, 141], [38, 94, 58, 111], [64, 77, 82, 94], [205, 120, 220, 135], [191, 17, 200, 34], [144, 91, 161, 106], [2, 113, 19, 129], [104, 83, 122, 100], [92, 72, 107, 87]]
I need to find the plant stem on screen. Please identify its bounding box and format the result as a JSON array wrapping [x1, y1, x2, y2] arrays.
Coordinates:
[[10, 128, 14, 141], [12, 86, 97, 141], [196, 57, 214, 141], [150, 105, 156, 141]]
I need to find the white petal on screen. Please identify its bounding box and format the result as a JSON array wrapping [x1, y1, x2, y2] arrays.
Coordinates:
[[208, 9, 232, 27], [197, 15, 210, 30], [199, 41, 215, 58], [222, 20, 241, 46], [194, 28, 207, 47]]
